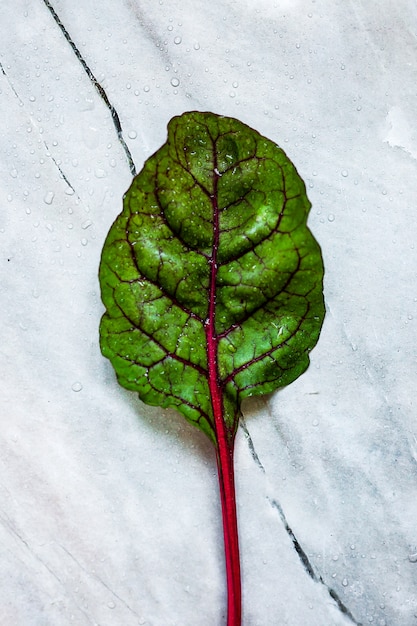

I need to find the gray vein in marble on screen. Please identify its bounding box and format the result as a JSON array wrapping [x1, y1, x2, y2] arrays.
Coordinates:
[[59, 544, 141, 619], [125, 0, 165, 52], [240, 416, 265, 472], [1, 60, 80, 199], [42, 0, 137, 176], [1, 510, 71, 596], [124, 0, 178, 72], [242, 425, 362, 625], [0, 61, 22, 102], [124, 0, 204, 106], [43, 140, 78, 196], [269, 499, 362, 626]]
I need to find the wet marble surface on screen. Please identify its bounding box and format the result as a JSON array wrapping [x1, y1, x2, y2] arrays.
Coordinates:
[[1, 1, 417, 624]]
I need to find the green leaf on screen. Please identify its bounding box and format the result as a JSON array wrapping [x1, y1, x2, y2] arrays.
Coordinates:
[[99, 111, 325, 444]]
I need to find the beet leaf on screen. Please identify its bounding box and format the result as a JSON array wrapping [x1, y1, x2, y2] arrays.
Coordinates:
[[99, 111, 325, 625]]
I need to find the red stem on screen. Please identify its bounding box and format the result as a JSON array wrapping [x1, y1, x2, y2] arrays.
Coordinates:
[[205, 158, 242, 625], [215, 410, 241, 625], [206, 323, 241, 626]]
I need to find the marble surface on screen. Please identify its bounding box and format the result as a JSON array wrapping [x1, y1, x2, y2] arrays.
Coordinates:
[[1, 1, 417, 624]]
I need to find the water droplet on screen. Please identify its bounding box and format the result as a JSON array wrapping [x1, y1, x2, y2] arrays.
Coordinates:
[[342, 578, 349, 587], [44, 191, 55, 205], [340, 64, 346, 70], [174, 36, 182, 45], [82, 219, 92, 229], [312, 419, 319, 427], [107, 601, 116, 609], [327, 213, 335, 222], [193, 42, 200, 50], [128, 130, 137, 140], [341, 170, 348, 177], [81, 238, 88, 246], [71, 382, 83, 392], [10, 168, 18, 178], [143, 85, 150, 93], [408, 552, 417, 563], [94, 168, 106, 178], [170, 77, 180, 87]]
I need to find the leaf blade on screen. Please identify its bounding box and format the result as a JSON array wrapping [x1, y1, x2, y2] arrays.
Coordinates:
[[99, 111, 325, 441]]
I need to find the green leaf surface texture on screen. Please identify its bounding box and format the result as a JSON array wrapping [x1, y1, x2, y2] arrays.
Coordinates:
[[99, 111, 325, 444]]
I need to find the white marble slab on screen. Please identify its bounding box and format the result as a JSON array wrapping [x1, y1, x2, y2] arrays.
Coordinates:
[[1, 1, 417, 624]]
